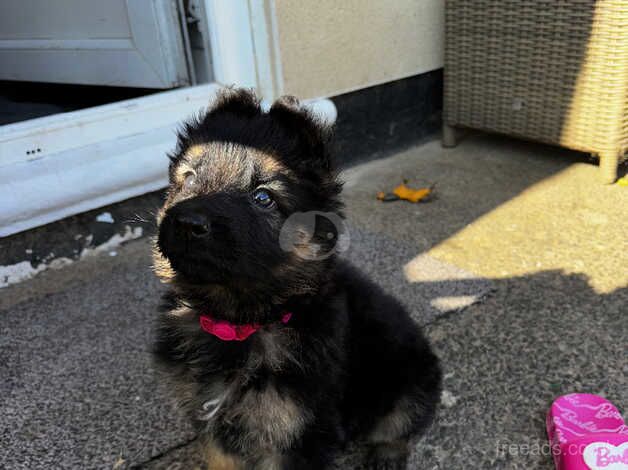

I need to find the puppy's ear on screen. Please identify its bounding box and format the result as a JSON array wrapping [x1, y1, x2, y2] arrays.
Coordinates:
[[171, 87, 262, 166], [208, 87, 261, 118], [269, 95, 334, 173]]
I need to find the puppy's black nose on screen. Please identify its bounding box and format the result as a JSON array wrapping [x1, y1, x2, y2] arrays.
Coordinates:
[[175, 212, 210, 238]]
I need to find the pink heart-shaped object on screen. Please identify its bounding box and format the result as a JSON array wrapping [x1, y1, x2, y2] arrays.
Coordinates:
[[547, 394, 628, 470]]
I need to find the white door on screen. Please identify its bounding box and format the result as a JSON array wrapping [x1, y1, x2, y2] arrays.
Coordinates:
[[0, 0, 190, 88]]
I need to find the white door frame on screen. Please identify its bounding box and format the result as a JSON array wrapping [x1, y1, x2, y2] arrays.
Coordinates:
[[203, 0, 284, 100]]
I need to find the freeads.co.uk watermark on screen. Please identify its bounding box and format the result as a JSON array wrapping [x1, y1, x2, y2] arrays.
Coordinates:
[[496, 439, 628, 468], [495, 439, 624, 458], [279, 211, 349, 260], [496, 439, 560, 458]]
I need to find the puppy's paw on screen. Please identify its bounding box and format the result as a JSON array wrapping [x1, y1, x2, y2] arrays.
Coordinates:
[[364, 441, 408, 470]]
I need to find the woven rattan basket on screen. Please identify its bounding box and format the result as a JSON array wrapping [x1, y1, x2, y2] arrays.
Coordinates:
[[443, 0, 628, 183]]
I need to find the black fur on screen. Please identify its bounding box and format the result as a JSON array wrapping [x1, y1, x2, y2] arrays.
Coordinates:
[[153, 88, 441, 469]]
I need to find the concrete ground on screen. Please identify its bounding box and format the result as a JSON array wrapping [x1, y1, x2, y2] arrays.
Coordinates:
[[1, 134, 626, 469]]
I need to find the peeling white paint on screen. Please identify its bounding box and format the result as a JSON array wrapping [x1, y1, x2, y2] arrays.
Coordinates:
[[441, 390, 458, 408], [0, 256, 74, 288], [48, 257, 73, 270], [0, 261, 46, 288], [96, 212, 114, 223], [0, 225, 144, 289], [79, 226, 143, 258]]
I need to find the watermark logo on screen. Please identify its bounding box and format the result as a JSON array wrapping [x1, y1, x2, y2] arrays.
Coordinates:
[[496, 440, 560, 458], [279, 211, 349, 260]]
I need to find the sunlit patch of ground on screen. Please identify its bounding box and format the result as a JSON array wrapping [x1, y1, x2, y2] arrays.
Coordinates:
[[427, 163, 627, 293]]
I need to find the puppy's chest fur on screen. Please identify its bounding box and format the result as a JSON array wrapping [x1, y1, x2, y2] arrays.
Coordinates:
[[164, 320, 311, 453]]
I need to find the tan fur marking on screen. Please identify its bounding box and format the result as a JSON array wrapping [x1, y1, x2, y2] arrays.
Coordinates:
[[186, 144, 207, 160], [273, 95, 301, 110], [204, 438, 244, 470], [171, 145, 206, 185], [151, 241, 176, 282], [258, 154, 284, 174], [171, 145, 209, 185], [257, 327, 299, 371], [155, 206, 167, 225], [368, 396, 423, 443], [172, 143, 291, 194], [169, 305, 193, 317], [224, 385, 309, 451], [254, 453, 283, 470], [173, 160, 197, 185]]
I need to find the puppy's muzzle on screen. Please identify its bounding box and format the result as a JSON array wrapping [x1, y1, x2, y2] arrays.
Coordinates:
[[174, 212, 211, 239], [158, 195, 237, 259]]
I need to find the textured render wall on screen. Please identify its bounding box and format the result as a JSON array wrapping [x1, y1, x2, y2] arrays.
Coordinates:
[[272, 0, 444, 99]]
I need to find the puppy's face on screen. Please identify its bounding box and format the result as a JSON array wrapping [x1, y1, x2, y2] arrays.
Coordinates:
[[154, 90, 342, 298], [158, 142, 303, 284]]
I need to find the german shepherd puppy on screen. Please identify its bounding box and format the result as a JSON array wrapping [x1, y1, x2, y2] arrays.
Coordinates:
[[152, 89, 441, 469]]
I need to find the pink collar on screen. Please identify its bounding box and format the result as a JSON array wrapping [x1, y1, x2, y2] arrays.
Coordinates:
[[199, 312, 293, 341]]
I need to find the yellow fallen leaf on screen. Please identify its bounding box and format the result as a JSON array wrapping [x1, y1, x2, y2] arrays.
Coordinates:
[[392, 183, 433, 203]]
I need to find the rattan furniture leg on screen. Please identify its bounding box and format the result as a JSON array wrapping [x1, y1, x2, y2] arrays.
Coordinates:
[[442, 123, 459, 148], [598, 151, 620, 184]]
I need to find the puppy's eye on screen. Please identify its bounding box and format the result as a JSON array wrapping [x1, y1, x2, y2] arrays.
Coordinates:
[[252, 189, 275, 208], [183, 171, 197, 190]]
